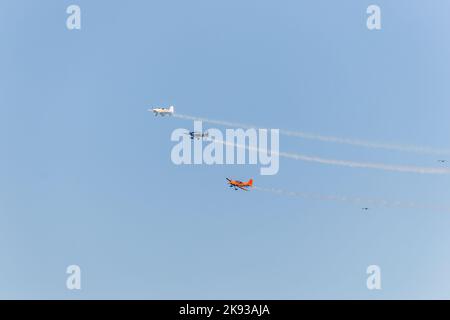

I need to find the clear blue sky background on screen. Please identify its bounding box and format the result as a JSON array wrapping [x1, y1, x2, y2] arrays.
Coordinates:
[[1, 0, 450, 299]]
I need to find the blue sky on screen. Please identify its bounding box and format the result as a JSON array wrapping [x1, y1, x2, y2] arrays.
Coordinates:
[[1, 0, 450, 299]]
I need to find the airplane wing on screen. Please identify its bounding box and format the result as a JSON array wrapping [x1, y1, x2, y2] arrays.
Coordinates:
[[238, 186, 249, 191], [226, 178, 232, 182]]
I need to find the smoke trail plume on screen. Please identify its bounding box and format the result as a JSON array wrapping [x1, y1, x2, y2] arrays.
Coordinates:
[[173, 113, 450, 156], [214, 139, 450, 175], [253, 186, 450, 213]]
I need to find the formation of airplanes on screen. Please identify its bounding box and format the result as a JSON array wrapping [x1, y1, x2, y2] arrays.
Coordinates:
[[148, 105, 380, 208], [149, 105, 254, 192]]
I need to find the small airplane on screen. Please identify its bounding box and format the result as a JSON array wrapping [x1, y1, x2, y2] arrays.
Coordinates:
[[185, 131, 209, 140], [362, 207, 369, 211], [148, 105, 174, 116], [438, 160, 447, 163], [226, 178, 253, 191]]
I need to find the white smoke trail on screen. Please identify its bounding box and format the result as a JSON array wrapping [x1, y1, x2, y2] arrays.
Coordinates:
[[214, 139, 450, 174], [276, 150, 450, 174], [173, 113, 450, 156], [253, 186, 450, 213]]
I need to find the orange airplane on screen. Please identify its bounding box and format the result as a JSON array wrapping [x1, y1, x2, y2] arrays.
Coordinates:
[[226, 178, 253, 191]]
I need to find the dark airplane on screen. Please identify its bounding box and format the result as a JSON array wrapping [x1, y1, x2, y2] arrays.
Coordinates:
[[185, 131, 209, 140]]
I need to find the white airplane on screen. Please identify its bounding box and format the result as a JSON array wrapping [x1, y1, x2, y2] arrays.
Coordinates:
[[148, 105, 174, 116]]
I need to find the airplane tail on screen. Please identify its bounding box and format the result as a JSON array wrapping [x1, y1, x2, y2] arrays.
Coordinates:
[[248, 179, 253, 187], [169, 106, 174, 113]]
